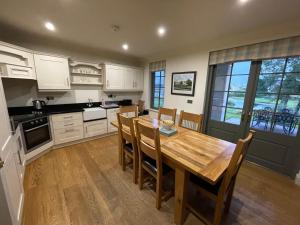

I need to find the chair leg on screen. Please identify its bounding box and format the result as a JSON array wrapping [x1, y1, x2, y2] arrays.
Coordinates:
[[213, 196, 224, 225], [156, 176, 162, 209], [224, 182, 235, 214], [133, 155, 138, 184], [139, 160, 144, 190], [122, 150, 126, 171]]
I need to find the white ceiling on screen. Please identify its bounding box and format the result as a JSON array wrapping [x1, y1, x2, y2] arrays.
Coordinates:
[[1, 0, 300, 61]]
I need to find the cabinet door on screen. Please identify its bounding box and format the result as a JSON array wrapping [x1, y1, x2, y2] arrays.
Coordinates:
[[105, 65, 124, 90], [84, 120, 107, 138], [133, 68, 144, 90], [34, 54, 70, 90], [107, 108, 119, 132], [0, 136, 24, 225], [123, 68, 135, 90], [0, 79, 11, 149]]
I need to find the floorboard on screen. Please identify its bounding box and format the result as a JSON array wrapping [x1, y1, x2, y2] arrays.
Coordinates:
[[22, 135, 300, 225]]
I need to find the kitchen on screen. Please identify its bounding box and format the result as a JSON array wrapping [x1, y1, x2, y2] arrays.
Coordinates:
[[1, 1, 300, 225]]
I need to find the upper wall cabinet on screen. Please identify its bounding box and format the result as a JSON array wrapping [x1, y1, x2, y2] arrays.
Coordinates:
[[34, 53, 71, 91], [104, 64, 143, 92], [0, 42, 36, 80]]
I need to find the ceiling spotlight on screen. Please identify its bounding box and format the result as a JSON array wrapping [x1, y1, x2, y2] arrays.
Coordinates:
[[158, 26, 166, 37], [122, 43, 129, 50], [45, 22, 55, 31], [239, 0, 249, 4]]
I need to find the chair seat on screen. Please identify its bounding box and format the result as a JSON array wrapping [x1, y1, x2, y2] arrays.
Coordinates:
[[190, 174, 222, 195], [124, 143, 134, 154], [142, 156, 172, 175]]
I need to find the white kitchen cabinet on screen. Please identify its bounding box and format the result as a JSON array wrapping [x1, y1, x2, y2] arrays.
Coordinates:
[[104, 64, 143, 91], [107, 108, 119, 133], [34, 54, 70, 91], [84, 119, 107, 138], [51, 112, 84, 145], [0, 42, 36, 80], [104, 64, 124, 90]]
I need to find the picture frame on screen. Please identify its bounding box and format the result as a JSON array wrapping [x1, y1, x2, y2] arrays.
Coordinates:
[[171, 71, 197, 96]]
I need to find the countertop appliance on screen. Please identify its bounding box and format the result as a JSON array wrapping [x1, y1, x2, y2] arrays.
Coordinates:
[[32, 100, 46, 110], [12, 114, 52, 154]]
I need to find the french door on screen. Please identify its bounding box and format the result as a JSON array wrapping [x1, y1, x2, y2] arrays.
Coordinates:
[[205, 57, 300, 177]]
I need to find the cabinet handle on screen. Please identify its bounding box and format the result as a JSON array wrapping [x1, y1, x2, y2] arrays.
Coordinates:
[[64, 123, 74, 126], [86, 126, 88, 133], [67, 77, 70, 87], [64, 116, 73, 119], [17, 150, 22, 165]]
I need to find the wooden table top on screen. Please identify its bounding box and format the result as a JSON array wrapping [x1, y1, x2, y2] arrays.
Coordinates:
[[111, 115, 236, 184]]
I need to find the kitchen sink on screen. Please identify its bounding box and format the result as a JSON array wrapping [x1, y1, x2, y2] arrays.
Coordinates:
[[83, 107, 107, 121]]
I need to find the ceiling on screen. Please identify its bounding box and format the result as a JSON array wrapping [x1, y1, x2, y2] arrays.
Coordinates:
[[1, 0, 300, 61]]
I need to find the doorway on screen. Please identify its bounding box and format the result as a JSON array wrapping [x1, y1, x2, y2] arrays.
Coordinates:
[[204, 57, 300, 177]]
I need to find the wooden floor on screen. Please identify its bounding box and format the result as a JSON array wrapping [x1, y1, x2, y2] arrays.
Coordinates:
[[22, 135, 300, 225]]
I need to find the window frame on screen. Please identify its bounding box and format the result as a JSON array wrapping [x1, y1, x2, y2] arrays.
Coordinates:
[[150, 70, 165, 110]]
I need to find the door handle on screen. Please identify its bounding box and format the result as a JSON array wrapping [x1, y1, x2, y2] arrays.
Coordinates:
[[0, 158, 4, 168], [241, 110, 246, 122]]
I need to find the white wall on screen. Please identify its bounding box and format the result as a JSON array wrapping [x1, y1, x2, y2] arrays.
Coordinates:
[[142, 51, 209, 114], [2, 78, 142, 107]]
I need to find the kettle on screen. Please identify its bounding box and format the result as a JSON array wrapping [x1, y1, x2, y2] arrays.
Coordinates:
[[32, 100, 46, 110]]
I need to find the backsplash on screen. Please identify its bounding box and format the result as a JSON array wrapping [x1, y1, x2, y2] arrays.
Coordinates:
[[2, 78, 142, 107]]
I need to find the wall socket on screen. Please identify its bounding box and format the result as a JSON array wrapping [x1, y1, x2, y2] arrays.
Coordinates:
[[187, 99, 193, 104]]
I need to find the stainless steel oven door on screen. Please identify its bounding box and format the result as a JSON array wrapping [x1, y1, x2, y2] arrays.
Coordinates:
[[22, 123, 51, 153]]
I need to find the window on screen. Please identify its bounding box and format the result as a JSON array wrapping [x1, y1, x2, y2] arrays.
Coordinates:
[[151, 70, 165, 109]]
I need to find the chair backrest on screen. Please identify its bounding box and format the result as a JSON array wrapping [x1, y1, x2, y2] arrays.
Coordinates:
[[178, 110, 203, 132], [134, 120, 162, 170], [221, 130, 255, 194], [158, 107, 177, 122], [137, 100, 145, 114], [120, 105, 139, 118], [117, 113, 136, 146]]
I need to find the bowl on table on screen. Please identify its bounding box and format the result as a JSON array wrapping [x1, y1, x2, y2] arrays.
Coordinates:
[[161, 120, 174, 130]]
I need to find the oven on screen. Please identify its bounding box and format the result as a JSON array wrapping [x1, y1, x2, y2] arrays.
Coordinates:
[[20, 116, 52, 153]]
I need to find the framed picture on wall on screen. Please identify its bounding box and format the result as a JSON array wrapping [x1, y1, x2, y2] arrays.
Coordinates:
[[171, 71, 197, 96]]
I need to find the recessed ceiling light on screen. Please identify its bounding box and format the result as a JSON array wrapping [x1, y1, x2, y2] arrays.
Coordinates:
[[45, 22, 55, 31], [239, 0, 249, 4], [122, 43, 129, 50], [157, 26, 166, 37]]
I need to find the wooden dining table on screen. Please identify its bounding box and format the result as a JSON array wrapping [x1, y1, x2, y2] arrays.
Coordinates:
[[111, 115, 236, 225]]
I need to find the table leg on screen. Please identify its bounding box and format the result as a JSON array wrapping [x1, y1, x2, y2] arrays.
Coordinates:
[[174, 167, 189, 225]]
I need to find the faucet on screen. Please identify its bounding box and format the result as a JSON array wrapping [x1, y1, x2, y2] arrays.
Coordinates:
[[87, 98, 93, 107]]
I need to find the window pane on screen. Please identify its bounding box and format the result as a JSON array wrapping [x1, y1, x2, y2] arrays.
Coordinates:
[[256, 74, 282, 94], [277, 95, 300, 115], [153, 98, 159, 108], [286, 57, 300, 73], [161, 70, 165, 76], [210, 106, 225, 121], [212, 92, 228, 107], [232, 61, 251, 75], [216, 64, 232, 76], [159, 98, 164, 107], [253, 94, 277, 110], [160, 88, 165, 97], [160, 76, 165, 85], [225, 108, 242, 125], [260, 58, 285, 73], [281, 73, 300, 94], [230, 75, 248, 91], [214, 76, 230, 91], [227, 92, 245, 108]]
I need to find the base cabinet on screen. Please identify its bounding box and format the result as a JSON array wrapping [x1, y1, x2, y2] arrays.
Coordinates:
[[51, 112, 84, 145], [84, 120, 107, 138]]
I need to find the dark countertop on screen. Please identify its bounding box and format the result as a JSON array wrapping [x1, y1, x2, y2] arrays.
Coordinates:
[[8, 99, 133, 116]]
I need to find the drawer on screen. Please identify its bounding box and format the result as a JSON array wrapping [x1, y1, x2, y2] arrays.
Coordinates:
[[52, 119, 83, 130], [84, 119, 107, 138], [51, 112, 83, 123], [54, 125, 83, 145]]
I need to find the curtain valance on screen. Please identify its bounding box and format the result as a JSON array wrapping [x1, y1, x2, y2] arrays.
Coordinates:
[[209, 36, 300, 65], [149, 60, 166, 72]]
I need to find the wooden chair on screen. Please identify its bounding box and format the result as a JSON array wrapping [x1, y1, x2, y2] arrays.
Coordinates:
[[134, 120, 173, 209], [117, 113, 139, 184], [119, 105, 139, 118], [158, 107, 177, 123], [178, 110, 204, 132], [187, 130, 255, 225], [136, 100, 145, 115]]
